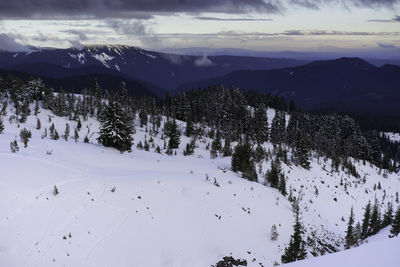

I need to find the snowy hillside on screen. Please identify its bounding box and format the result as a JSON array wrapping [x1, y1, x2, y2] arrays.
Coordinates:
[[286, 228, 400, 267], [0, 99, 400, 267]]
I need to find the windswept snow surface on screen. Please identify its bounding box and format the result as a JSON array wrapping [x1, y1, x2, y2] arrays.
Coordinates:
[[0, 102, 399, 267], [0, 106, 294, 267], [285, 228, 400, 267]]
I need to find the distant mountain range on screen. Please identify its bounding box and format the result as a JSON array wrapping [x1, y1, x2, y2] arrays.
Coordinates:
[[1, 46, 399, 125], [0, 45, 307, 94], [181, 57, 400, 117]]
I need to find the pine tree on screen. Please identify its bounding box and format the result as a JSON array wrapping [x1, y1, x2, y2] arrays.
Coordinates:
[[185, 117, 194, 137], [166, 119, 180, 150], [231, 138, 257, 182], [19, 128, 32, 148], [281, 204, 307, 263], [210, 131, 222, 158], [361, 201, 371, 239], [98, 100, 134, 152], [266, 156, 281, 189], [63, 123, 70, 141], [254, 104, 269, 143], [270, 224, 279, 241], [369, 200, 381, 235], [278, 174, 287, 196], [382, 202, 393, 228], [34, 99, 40, 116], [77, 118, 82, 131], [390, 206, 400, 237], [0, 116, 4, 134], [294, 131, 310, 169], [10, 139, 19, 153], [139, 109, 148, 127], [36, 118, 41, 130], [222, 137, 232, 157], [345, 206, 355, 249], [74, 128, 79, 142]]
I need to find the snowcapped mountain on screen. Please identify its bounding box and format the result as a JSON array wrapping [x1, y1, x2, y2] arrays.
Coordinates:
[[0, 45, 307, 91], [0, 93, 399, 266]]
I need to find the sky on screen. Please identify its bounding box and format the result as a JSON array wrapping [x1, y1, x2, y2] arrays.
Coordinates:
[[0, 0, 399, 57]]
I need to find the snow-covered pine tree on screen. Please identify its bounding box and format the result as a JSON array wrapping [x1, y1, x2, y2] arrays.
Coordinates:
[[98, 100, 134, 153]]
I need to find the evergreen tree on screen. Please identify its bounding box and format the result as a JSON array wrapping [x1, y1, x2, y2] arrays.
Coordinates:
[[222, 137, 232, 157], [77, 118, 82, 131], [139, 109, 148, 127], [231, 137, 257, 182], [166, 119, 180, 150], [19, 128, 32, 148], [281, 204, 307, 263], [34, 99, 40, 116], [0, 116, 4, 134], [10, 139, 19, 153], [369, 200, 381, 235], [254, 103, 269, 143], [345, 206, 355, 249], [278, 174, 287, 196], [270, 224, 279, 241], [294, 131, 310, 169], [390, 206, 400, 237], [266, 156, 281, 189], [74, 128, 79, 142], [382, 202, 393, 228], [98, 100, 134, 153], [210, 131, 222, 158], [63, 123, 70, 141], [185, 117, 194, 137], [361, 201, 371, 239], [36, 118, 41, 130]]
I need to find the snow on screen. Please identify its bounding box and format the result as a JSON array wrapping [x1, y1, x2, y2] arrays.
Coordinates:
[[0, 100, 399, 267], [91, 52, 115, 68], [285, 229, 400, 267], [139, 51, 157, 59], [384, 132, 400, 143], [68, 52, 86, 64], [114, 64, 120, 71]]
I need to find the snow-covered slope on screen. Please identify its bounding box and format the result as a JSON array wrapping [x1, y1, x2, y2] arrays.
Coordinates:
[[0, 102, 399, 267], [285, 228, 400, 267]]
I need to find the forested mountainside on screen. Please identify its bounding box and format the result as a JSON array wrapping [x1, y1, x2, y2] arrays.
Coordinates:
[[0, 75, 399, 266]]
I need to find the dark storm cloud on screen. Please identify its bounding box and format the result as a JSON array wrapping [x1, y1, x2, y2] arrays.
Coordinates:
[[367, 15, 400, 22], [195, 16, 273, 21], [0, 0, 281, 19], [0, 0, 399, 19]]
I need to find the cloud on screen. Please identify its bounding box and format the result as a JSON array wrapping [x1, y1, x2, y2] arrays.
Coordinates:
[[367, 15, 400, 22], [0, 33, 30, 52], [106, 19, 162, 48], [195, 16, 273, 21], [62, 29, 88, 41], [0, 0, 281, 19], [378, 42, 397, 48], [194, 55, 215, 67], [1, 0, 398, 19]]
